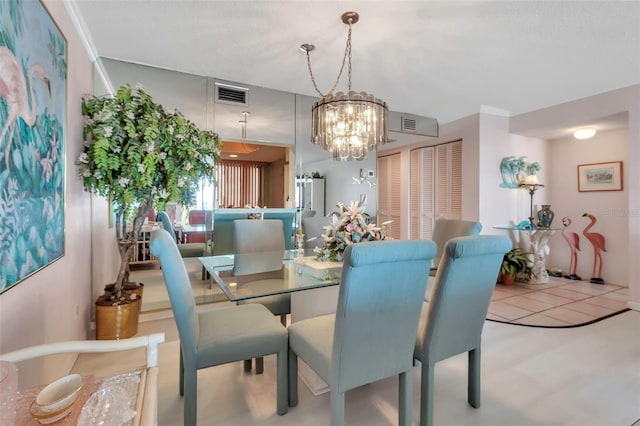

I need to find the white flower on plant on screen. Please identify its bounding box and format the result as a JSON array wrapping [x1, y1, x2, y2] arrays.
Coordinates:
[[113, 146, 121, 153], [146, 141, 155, 153], [94, 170, 103, 180], [176, 134, 185, 141], [159, 189, 169, 199], [119, 177, 130, 187], [82, 169, 91, 178], [167, 124, 174, 135], [126, 111, 135, 120], [177, 177, 184, 187], [103, 126, 113, 137], [152, 111, 160, 119], [184, 162, 192, 171], [78, 153, 89, 163], [84, 117, 94, 125]]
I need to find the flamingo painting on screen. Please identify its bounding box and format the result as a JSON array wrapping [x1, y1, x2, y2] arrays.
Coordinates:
[[561, 217, 581, 280], [582, 213, 606, 284], [0, 46, 51, 169]]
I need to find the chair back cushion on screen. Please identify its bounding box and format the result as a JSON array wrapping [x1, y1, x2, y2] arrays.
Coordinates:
[[431, 218, 482, 269], [233, 219, 285, 253], [212, 213, 252, 255], [150, 229, 199, 359], [157, 211, 175, 234], [302, 216, 332, 254], [332, 239, 436, 392], [416, 235, 512, 362], [262, 212, 296, 250]]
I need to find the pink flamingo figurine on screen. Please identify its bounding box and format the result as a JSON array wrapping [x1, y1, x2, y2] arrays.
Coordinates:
[[582, 213, 606, 284], [0, 46, 50, 169], [561, 217, 581, 280]]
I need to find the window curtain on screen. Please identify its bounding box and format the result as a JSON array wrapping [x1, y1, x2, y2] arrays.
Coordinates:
[[215, 160, 265, 208]]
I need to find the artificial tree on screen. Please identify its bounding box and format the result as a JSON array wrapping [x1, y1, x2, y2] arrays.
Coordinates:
[[77, 84, 221, 305]]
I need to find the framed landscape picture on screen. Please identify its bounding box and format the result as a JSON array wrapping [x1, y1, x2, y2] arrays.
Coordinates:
[[577, 161, 623, 192], [0, 0, 67, 293]]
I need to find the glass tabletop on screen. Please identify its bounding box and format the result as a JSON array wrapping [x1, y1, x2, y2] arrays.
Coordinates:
[[199, 251, 342, 302]]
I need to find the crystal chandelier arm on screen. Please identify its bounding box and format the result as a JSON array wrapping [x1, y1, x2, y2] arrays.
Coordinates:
[[302, 22, 353, 97]]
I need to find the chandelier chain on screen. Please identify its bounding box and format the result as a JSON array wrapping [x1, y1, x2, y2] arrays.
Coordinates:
[[304, 22, 353, 97]]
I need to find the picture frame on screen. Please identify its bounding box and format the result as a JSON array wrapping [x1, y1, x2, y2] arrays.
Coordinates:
[[0, 0, 67, 294], [577, 161, 623, 192]]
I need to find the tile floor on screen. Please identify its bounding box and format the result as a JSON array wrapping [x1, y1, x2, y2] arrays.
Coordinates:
[[72, 309, 640, 425], [488, 276, 629, 326]]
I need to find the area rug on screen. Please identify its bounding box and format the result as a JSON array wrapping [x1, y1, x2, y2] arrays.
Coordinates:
[[487, 276, 629, 328]]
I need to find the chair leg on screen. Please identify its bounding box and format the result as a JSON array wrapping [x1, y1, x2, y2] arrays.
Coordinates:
[[468, 348, 481, 408], [288, 349, 298, 407], [276, 348, 288, 415], [179, 350, 185, 396], [399, 370, 413, 426], [330, 390, 345, 426], [419, 361, 435, 426], [183, 366, 198, 426], [243, 359, 252, 372], [256, 357, 264, 374]]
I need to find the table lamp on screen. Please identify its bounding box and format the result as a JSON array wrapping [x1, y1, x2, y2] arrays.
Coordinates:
[[519, 175, 544, 228]]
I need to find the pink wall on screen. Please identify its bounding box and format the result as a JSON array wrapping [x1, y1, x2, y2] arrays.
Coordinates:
[[0, 0, 94, 383]]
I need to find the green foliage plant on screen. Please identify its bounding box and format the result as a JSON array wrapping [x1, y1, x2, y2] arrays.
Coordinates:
[[500, 248, 533, 282], [76, 85, 222, 303]]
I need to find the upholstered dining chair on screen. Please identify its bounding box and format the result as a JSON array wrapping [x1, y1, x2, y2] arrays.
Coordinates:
[[414, 234, 511, 426], [157, 211, 207, 258], [301, 215, 332, 256], [233, 219, 290, 373], [288, 239, 437, 426], [426, 218, 482, 301], [150, 228, 288, 425]]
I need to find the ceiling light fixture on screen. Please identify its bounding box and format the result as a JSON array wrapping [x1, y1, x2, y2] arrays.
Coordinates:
[[573, 128, 596, 139], [300, 11, 388, 161]]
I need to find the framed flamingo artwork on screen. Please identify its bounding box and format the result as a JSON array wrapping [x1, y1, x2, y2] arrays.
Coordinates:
[[577, 161, 623, 192], [0, 0, 66, 294]]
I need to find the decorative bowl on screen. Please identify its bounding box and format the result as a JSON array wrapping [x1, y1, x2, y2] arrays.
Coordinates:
[[32, 373, 83, 419], [29, 399, 75, 424]]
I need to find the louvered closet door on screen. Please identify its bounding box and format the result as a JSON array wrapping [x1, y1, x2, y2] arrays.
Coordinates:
[[377, 154, 401, 240], [435, 142, 462, 219], [410, 147, 435, 239]]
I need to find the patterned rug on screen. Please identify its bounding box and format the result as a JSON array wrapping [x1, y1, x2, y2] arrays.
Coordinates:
[[487, 276, 629, 327]]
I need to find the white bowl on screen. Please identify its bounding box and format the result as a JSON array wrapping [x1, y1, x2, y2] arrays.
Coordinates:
[[30, 399, 75, 424], [35, 373, 83, 413]]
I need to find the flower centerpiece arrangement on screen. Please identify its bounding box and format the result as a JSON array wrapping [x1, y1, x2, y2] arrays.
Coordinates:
[[76, 85, 221, 336], [315, 200, 388, 262]]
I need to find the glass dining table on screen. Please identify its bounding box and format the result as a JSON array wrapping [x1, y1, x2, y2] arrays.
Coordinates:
[[198, 250, 343, 302], [199, 250, 343, 396]]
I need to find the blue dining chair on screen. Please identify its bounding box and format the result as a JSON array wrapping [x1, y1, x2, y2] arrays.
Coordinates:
[[426, 218, 482, 301], [157, 211, 207, 258], [288, 239, 437, 426], [149, 228, 288, 425], [414, 235, 512, 426], [233, 219, 290, 374]]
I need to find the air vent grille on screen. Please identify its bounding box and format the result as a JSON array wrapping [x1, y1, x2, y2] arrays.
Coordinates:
[[215, 83, 248, 106], [402, 117, 417, 132]]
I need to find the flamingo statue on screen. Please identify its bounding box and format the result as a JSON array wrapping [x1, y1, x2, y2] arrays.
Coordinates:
[[561, 217, 581, 280], [582, 213, 606, 284], [0, 46, 51, 169]]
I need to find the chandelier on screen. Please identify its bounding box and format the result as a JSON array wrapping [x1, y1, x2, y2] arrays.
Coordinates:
[[301, 11, 389, 161]]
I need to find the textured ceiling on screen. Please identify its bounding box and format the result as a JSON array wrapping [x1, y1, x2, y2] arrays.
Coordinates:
[[71, 0, 639, 132]]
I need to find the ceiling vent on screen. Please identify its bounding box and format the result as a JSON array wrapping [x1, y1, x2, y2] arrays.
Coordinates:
[[388, 111, 438, 137], [215, 82, 248, 107]]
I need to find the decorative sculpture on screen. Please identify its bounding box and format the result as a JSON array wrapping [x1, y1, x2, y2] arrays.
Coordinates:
[[582, 213, 606, 284], [499, 156, 541, 189], [561, 217, 581, 280]]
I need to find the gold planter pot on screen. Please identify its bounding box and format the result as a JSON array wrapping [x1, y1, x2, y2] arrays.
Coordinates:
[[95, 298, 140, 340]]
